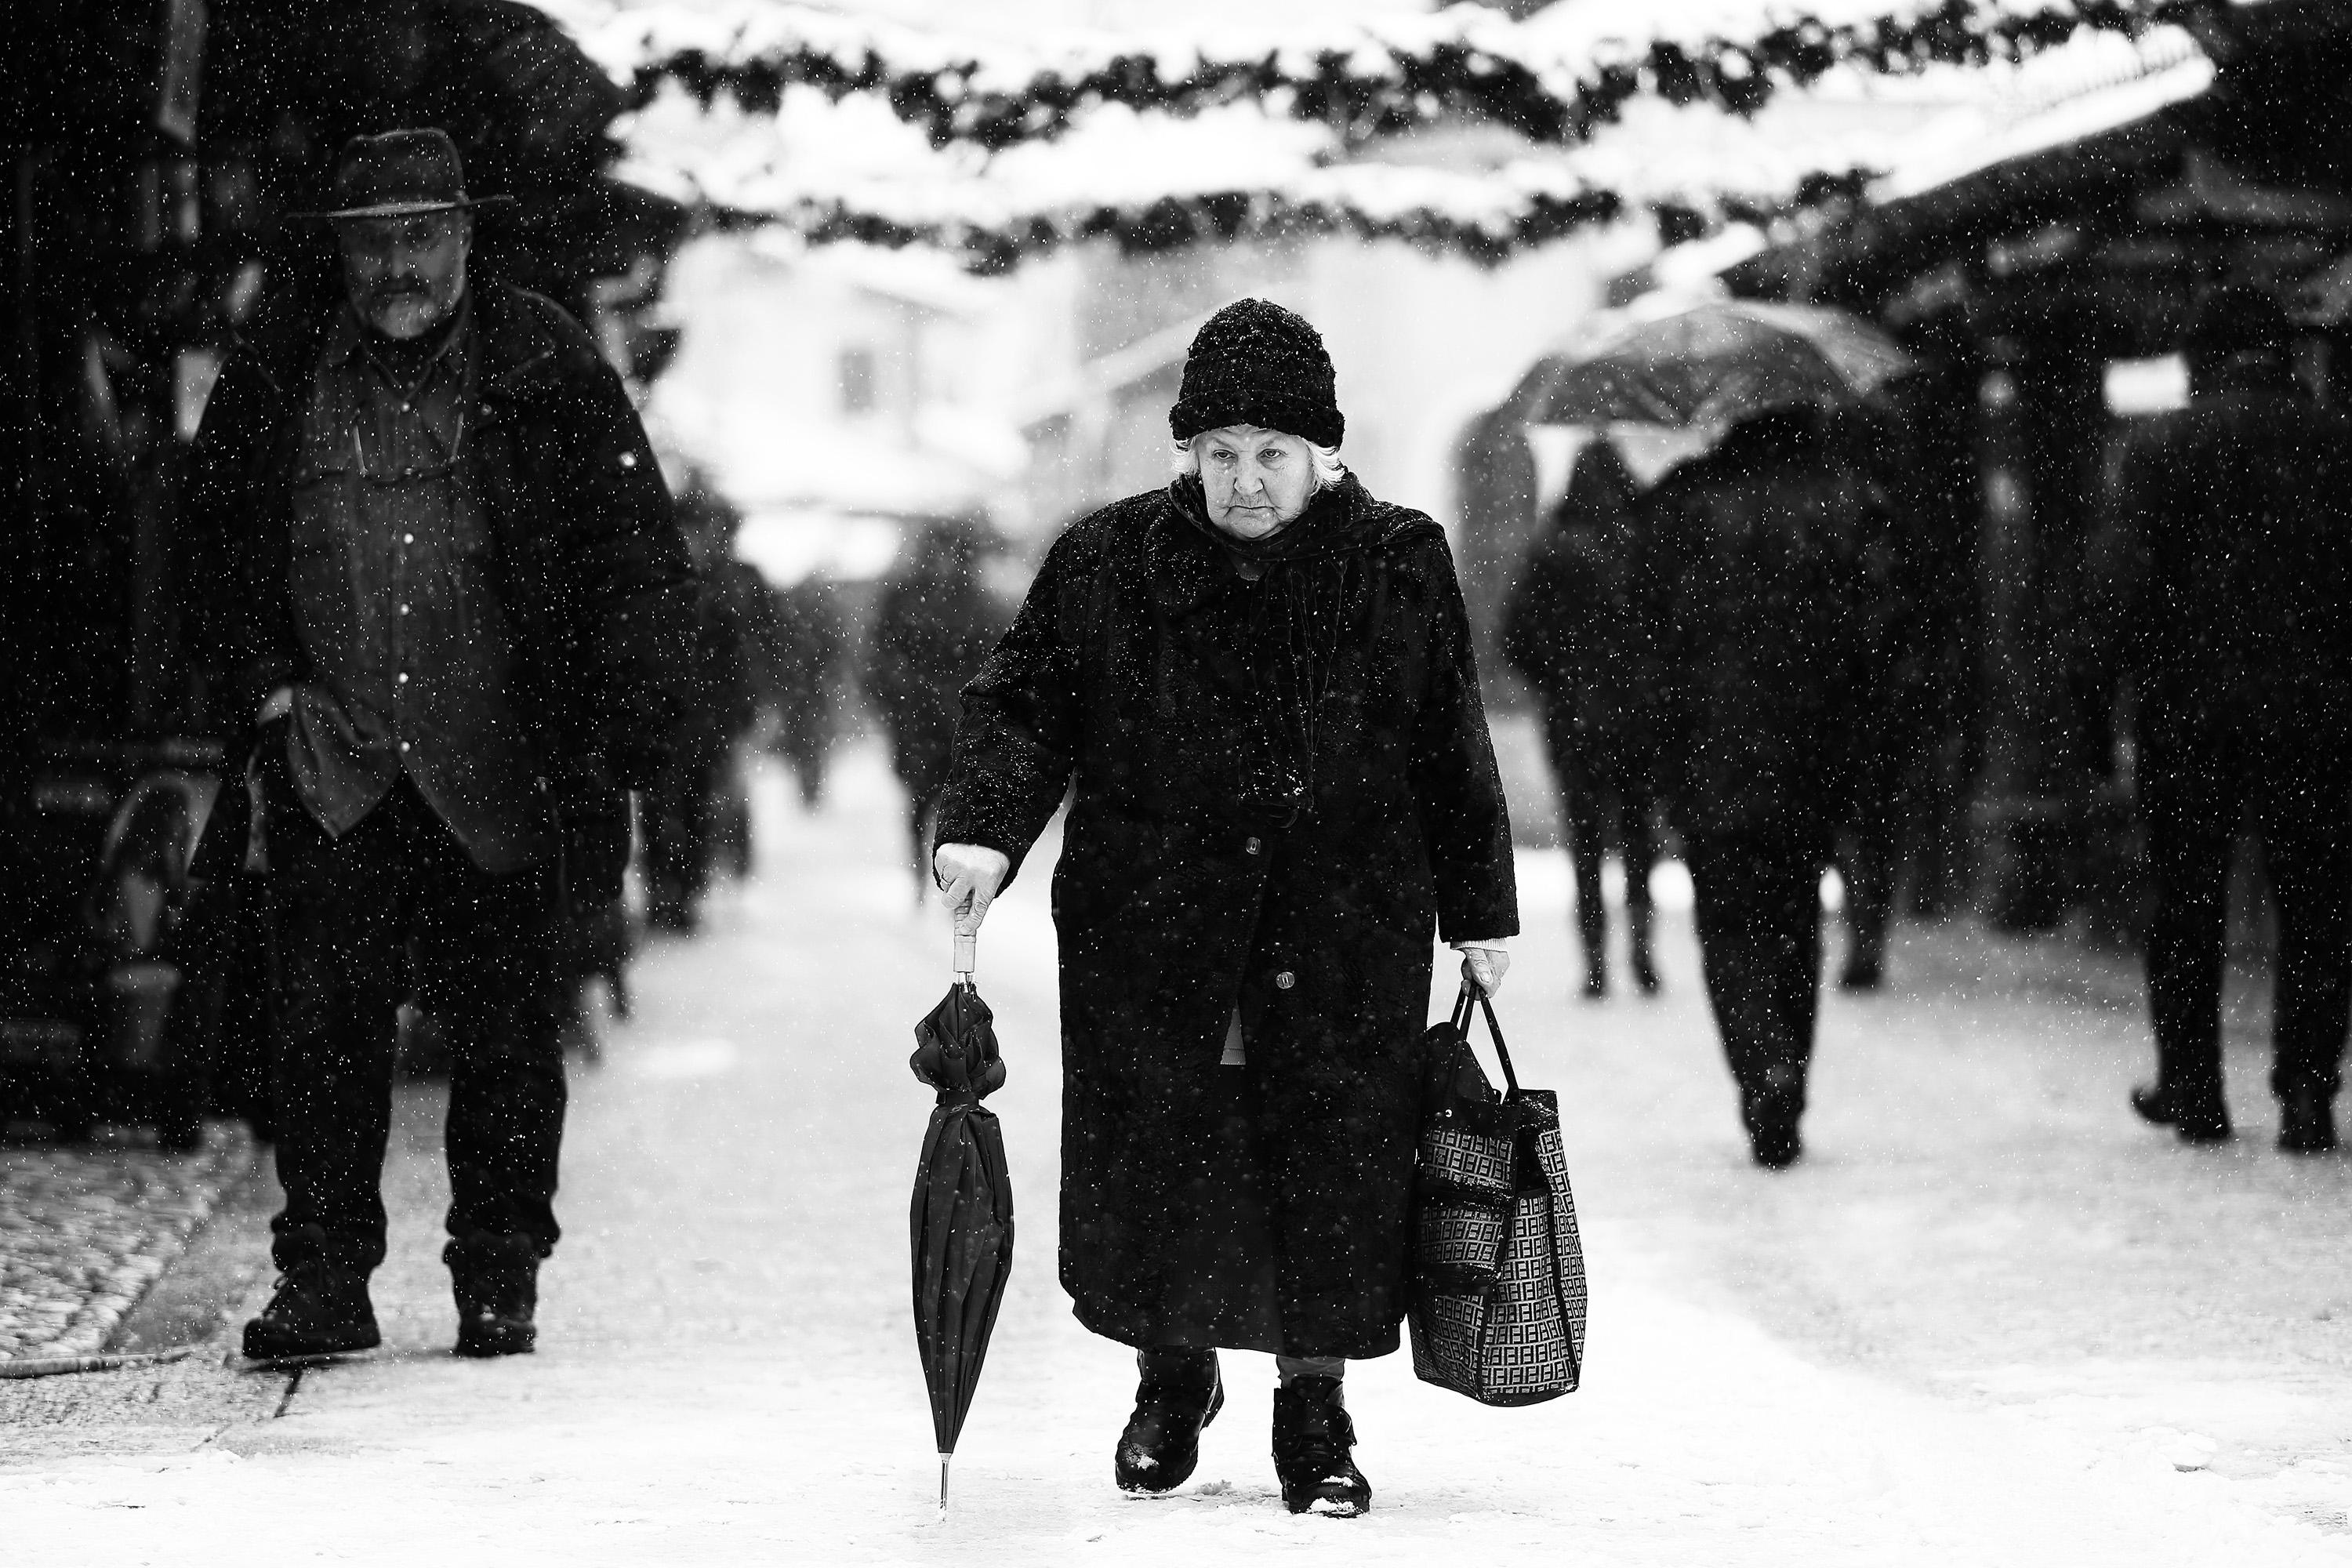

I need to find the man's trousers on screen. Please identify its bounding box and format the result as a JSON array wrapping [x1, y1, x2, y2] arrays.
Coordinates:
[[1686, 831, 1827, 1116], [2137, 699, 2352, 1111], [266, 764, 566, 1275]]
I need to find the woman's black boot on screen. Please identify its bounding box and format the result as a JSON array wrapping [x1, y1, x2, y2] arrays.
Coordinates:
[[1272, 1374, 1370, 1516], [1116, 1348, 1223, 1494]]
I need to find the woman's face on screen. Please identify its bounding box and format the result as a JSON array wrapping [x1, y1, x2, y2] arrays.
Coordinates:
[[1195, 425, 1316, 539]]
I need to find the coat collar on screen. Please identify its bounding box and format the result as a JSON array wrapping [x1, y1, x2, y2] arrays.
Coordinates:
[[240, 280, 567, 404], [1144, 472, 1439, 615]]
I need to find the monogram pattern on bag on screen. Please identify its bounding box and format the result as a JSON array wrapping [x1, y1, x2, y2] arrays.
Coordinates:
[[1410, 1099, 1586, 1403], [1475, 1196, 1574, 1392], [1410, 1293, 1485, 1390], [1532, 1126, 1589, 1369], [1418, 1125, 1514, 1200], [1416, 1200, 1508, 1290]]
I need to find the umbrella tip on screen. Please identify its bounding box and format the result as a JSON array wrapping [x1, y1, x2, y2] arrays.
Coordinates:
[[939, 1453, 952, 1514]]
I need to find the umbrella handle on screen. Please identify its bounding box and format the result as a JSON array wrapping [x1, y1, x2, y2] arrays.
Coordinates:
[[953, 932, 976, 987]]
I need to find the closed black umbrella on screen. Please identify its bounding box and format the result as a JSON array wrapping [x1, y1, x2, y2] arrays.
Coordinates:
[[909, 935, 1014, 1512]]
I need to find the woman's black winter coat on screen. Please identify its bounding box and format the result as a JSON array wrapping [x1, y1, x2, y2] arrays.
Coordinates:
[[935, 474, 1517, 1358]]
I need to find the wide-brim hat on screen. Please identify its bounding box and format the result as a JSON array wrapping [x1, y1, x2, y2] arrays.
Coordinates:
[[302, 129, 514, 222]]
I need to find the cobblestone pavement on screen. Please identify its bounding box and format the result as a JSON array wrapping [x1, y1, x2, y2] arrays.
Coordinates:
[[0, 1123, 257, 1361]]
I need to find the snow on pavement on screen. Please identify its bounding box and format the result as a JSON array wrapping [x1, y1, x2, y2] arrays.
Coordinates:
[[5, 746, 2348, 1566]]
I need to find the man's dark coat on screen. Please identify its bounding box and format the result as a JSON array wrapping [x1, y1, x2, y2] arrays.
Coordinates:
[[936, 474, 1518, 1358], [1636, 416, 1886, 844], [180, 280, 695, 906], [2088, 387, 2352, 737]]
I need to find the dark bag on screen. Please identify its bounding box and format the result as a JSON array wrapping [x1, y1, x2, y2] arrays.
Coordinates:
[[1408, 985, 1588, 1406]]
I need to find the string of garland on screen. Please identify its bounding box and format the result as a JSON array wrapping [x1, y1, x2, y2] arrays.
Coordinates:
[[575, 0, 2195, 154], [672, 169, 1871, 275], [721, 186, 1617, 274]]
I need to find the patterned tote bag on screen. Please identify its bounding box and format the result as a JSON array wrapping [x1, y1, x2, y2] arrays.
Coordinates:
[[1409, 985, 1588, 1406]]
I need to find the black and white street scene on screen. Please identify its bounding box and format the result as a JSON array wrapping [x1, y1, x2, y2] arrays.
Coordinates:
[[8, 2, 2352, 1563]]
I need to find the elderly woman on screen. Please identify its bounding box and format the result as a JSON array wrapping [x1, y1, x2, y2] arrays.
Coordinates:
[[933, 299, 1517, 1517]]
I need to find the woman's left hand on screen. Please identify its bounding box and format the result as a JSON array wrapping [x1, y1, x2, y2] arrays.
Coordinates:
[[1456, 943, 1510, 998]]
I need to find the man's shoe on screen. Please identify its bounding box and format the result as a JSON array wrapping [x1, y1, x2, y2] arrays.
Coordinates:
[[445, 1234, 540, 1358], [1742, 1071, 1806, 1170], [241, 1264, 379, 1363], [1116, 1348, 1222, 1494], [1629, 947, 1661, 996], [1837, 959, 1883, 993], [1748, 1116, 1803, 1170], [2280, 1088, 2339, 1155], [1272, 1375, 1370, 1516], [2130, 1083, 2231, 1143]]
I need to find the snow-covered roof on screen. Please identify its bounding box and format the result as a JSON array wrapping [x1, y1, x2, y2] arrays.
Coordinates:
[[1870, 26, 2212, 203]]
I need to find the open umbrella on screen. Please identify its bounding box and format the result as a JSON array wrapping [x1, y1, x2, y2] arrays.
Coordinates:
[[909, 932, 1014, 1514], [1523, 299, 1911, 430]]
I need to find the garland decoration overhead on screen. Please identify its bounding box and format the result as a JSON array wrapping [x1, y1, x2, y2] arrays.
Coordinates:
[[736, 179, 1623, 275], [561, 0, 2195, 154], [630, 154, 1866, 274]]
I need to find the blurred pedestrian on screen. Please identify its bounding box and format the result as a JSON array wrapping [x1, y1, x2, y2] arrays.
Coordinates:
[[1502, 438, 1661, 999], [932, 299, 1517, 1517], [866, 520, 999, 896], [2087, 284, 2352, 1152], [645, 477, 755, 929], [771, 575, 849, 808], [1826, 407, 1926, 993], [180, 131, 692, 1361], [1641, 408, 1883, 1168]]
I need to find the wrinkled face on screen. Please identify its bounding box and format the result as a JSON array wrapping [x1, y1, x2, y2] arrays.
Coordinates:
[[1194, 425, 1316, 539], [337, 212, 471, 341]]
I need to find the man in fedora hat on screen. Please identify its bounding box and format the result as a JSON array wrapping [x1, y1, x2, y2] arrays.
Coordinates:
[[182, 129, 695, 1360]]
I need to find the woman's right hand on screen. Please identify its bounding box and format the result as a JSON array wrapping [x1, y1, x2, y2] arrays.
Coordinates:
[[934, 843, 1011, 936]]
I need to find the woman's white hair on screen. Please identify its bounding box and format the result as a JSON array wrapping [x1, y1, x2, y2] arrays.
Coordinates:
[[1173, 431, 1347, 488]]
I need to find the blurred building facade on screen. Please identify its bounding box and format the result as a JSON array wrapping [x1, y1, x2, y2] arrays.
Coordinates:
[[650, 233, 1029, 590]]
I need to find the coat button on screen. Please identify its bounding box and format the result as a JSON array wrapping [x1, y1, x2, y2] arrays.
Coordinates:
[[1274, 971, 1295, 990], [1245, 837, 1261, 856]]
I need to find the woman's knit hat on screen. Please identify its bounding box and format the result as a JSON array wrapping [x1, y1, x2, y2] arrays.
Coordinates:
[[1169, 299, 1345, 448]]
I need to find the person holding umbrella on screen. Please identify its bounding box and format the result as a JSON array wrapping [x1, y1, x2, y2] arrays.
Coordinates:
[[931, 299, 1517, 1518], [1526, 296, 1912, 1168], [1639, 408, 1891, 1168]]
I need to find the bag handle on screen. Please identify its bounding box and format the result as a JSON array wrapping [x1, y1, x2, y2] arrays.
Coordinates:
[[1454, 982, 1521, 1098]]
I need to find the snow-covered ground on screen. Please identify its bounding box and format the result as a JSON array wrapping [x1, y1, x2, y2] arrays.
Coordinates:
[[7, 744, 2349, 1565]]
